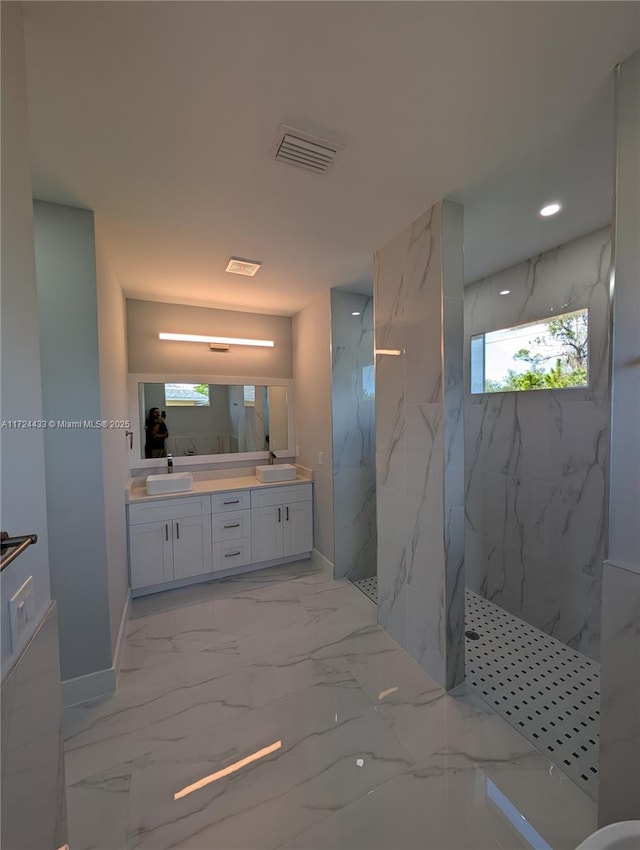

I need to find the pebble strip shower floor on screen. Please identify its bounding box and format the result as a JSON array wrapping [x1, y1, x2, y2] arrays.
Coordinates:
[[465, 589, 600, 799]]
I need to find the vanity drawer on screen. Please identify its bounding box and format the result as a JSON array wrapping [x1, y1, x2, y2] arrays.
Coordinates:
[[213, 510, 251, 541], [211, 490, 251, 513], [251, 483, 312, 509], [129, 495, 211, 525], [213, 537, 252, 571]]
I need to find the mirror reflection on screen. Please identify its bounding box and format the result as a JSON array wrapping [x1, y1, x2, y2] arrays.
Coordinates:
[[139, 382, 288, 459]]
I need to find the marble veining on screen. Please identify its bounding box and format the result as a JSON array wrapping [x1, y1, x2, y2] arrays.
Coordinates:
[[64, 561, 596, 849], [464, 227, 611, 659], [331, 291, 376, 581], [375, 200, 465, 690]]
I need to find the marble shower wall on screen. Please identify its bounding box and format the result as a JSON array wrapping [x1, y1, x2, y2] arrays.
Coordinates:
[[598, 49, 640, 827], [464, 227, 611, 661], [374, 200, 465, 691], [331, 290, 376, 581]]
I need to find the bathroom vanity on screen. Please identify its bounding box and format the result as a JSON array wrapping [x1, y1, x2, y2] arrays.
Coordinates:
[[126, 471, 313, 596]]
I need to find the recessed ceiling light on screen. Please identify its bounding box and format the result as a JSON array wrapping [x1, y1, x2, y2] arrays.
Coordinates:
[[539, 202, 562, 217], [225, 257, 261, 276], [352, 311, 361, 316], [500, 290, 511, 296]]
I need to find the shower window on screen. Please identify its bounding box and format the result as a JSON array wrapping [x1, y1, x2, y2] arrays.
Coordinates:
[[470, 308, 589, 394]]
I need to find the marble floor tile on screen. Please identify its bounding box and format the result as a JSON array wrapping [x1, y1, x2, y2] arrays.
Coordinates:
[[66, 762, 132, 850], [65, 558, 597, 850]]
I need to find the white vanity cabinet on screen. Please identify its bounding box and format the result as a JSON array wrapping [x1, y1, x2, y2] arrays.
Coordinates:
[[211, 490, 252, 571], [128, 496, 212, 589], [127, 478, 313, 596], [251, 484, 313, 563]]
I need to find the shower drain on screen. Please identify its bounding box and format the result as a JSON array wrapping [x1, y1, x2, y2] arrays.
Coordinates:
[[353, 576, 378, 604], [465, 590, 600, 800]]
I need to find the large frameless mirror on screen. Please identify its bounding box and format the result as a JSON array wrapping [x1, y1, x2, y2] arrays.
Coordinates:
[[128, 375, 293, 465]]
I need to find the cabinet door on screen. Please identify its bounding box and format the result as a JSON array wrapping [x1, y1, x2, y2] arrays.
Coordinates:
[[251, 505, 283, 563], [283, 501, 313, 557], [130, 521, 173, 589], [172, 515, 213, 581]]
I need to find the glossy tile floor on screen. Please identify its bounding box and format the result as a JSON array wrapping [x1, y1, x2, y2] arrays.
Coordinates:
[[64, 560, 596, 849]]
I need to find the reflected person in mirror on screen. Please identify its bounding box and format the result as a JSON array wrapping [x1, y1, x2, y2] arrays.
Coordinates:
[[144, 407, 169, 458]]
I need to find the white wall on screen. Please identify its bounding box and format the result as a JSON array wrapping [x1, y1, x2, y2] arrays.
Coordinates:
[[0, 1, 51, 671], [95, 220, 130, 656], [127, 299, 293, 378], [293, 291, 334, 564], [1, 8, 66, 846], [34, 201, 112, 683]]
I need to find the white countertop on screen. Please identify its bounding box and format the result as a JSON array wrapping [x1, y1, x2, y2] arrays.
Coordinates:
[[126, 470, 312, 504]]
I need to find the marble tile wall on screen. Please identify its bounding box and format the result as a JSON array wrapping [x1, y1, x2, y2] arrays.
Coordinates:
[[1, 603, 67, 849], [598, 562, 640, 824], [331, 291, 376, 581], [374, 200, 465, 691], [598, 49, 640, 827], [464, 227, 611, 660]]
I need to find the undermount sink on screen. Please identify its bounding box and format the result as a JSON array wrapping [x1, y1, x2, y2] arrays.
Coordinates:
[[146, 472, 193, 496], [255, 464, 297, 483]]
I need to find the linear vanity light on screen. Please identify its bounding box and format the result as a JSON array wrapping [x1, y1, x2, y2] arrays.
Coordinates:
[[159, 333, 275, 348], [375, 349, 403, 356]]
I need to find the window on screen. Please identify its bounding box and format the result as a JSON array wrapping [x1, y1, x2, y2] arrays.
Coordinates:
[[470, 308, 588, 394], [164, 383, 210, 406]]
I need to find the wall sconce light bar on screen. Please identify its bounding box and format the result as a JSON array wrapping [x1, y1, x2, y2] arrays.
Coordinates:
[[159, 333, 275, 348], [375, 349, 403, 356]]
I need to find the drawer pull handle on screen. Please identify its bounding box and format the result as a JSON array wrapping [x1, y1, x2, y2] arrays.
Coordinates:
[[278, 508, 281, 523], [224, 523, 241, 529], [176, 522, 180, 540], [223, 499, 241, 505], [286, 506, 289, 521], [225, 550, 241, 558], [165, 524, 169, 542]]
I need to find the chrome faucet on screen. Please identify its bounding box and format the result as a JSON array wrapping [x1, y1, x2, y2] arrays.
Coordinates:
[[268, 451, 277, 465], [167, 453, 174, 473]]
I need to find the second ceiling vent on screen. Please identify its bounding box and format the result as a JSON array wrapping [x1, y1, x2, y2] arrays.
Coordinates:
[[273, 125, 340, 174]]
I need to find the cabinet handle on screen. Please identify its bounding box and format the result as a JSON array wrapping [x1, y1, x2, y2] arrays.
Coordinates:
[[278, 508, 281, 523], [225, 550, 241, 558], [224, 523, 241, 529], [176, 522, 180, 540], [165, 524, 169, 542], [286, 506, 289, 521], [223, 499, 240, 505]]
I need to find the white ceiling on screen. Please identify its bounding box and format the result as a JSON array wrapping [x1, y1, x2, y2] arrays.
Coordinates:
[[23, 2, 639, 315]]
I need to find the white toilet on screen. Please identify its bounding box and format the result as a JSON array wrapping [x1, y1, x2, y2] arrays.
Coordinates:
[[575, 821, 640, 850]]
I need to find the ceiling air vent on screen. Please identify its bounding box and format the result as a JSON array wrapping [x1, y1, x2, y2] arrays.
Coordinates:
[[274, 126, 340, 174], [225, 258, 261, 276]]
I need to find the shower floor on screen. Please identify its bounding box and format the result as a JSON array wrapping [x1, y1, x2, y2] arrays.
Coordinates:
[[352, 575, 378, 604], [349, 577, 600, 798], [465, 589, 600, 799]]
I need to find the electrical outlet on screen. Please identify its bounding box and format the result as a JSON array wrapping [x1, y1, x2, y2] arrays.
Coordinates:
[[9, 576, 34, 651], [318, 451, 324, 466]]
